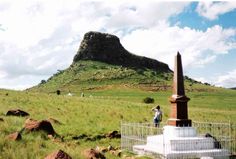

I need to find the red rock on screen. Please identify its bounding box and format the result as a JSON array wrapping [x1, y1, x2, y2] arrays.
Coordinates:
[[7, 132, 22, 141], [24, 118, 55, 135], [83, 148, 106, 159], [6, 109, 29, 117], [45, 150, 72, 159], [110, 150, 121, 157]]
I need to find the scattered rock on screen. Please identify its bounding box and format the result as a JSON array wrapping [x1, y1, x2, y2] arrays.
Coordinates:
[[93, 134, 106, 140], [56, 90, 61, 95], [45, 149, 72, 159], [6, 109, 29, 117], [7, 132, 22, 141], [48, 118, 62, 125], [0, 118, 3, 122], [48, 134, 54, 139], [73, 131, 120, 142], [24, 118, 56, 135], [106, 130, 121, 139], [83, 148, 106, 159], [84, 134, 106, 141], [110, 150, 122, 157], [85, 137, 93, 141], [95, 146, 108, 153], [72, 134, 88, 140], [107, 145, 115, 151]]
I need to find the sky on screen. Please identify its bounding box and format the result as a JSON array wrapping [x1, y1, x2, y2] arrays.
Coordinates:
[[0, 0, 236, 90]]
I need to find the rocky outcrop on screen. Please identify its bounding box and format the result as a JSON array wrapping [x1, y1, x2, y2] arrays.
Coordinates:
[[73, 31, 171, 72]]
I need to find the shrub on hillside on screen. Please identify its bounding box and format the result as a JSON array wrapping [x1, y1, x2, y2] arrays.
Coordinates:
[[143, 97, 154, 104], [39, 80, 46, 85]]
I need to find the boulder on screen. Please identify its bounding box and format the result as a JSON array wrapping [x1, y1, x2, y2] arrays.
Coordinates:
[[72, 134, 88, 140], [92, 134, 106, 140], [106, 130, 121, 139], [45, 149, 72, 159], [7, 132, 22, 141], [24, 118, 56, 135], [6, 109, 29, 117], [83, 148, 106, 159], [110, 150, 122, 157], [95, 146, 108, 153]]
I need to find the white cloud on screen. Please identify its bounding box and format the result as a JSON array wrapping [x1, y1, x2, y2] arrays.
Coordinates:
[[196, 2, 236, 20], [0, 1, 236, 89], [0, 0, 190, 90], [121, 25, 236, 70], [214, 69, 236, 88]]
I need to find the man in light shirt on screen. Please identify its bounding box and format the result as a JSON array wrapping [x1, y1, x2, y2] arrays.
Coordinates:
[[152, 105, 162, 127]]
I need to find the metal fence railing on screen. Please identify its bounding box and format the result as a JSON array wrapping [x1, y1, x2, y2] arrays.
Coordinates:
[[121, 122, 162, 151], [121, 121, 236, 158]]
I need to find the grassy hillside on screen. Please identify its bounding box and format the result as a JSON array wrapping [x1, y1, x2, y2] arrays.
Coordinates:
[[30, 60, 172, 93], [0, 85, 236, 158], [30, 60, 215, 94]]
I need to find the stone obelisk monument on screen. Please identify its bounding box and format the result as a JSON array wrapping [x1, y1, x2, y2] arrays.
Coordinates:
[[133, 52, 230, 158], [167, 52, 192, 127]]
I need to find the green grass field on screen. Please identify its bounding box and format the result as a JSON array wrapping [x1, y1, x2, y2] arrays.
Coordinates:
[[0, 86, 236, 158], [0, 60, 236, 158]]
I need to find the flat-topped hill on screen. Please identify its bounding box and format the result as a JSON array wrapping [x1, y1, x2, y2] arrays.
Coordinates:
[[30, 31, 213, 93], [73, 31, 171, 72]]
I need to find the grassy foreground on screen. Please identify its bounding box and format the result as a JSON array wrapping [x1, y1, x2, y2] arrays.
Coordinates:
[[0, 86, 236, 158]]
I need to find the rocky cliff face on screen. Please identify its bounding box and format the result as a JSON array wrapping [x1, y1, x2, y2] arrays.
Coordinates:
[[73, 31, 171, 72]]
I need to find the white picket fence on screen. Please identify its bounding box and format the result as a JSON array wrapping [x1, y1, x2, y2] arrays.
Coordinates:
[[121, 121, 236, 158]]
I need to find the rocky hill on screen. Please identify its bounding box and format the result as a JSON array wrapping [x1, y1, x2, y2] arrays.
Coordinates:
[[73, 31, 171, 72], [30, 31, 206, 93]]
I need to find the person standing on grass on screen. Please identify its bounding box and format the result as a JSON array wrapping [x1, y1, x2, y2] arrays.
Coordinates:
[[152, 105, 162, 127]]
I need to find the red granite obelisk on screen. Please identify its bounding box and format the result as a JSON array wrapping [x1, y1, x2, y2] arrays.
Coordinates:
[[167, 52, 192, 127]]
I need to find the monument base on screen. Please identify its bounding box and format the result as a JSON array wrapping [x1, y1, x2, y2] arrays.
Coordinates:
[[163, 125, 196, 137], [133, 126, 230, 159]]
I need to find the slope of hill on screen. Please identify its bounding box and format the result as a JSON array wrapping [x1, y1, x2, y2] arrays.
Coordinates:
[[1, 83, 236, 158], [31, 60, 173, 93], [30, 31, 211, 94]]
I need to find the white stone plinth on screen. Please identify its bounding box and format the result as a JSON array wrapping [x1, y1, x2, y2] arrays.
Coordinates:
[[169, 137, 215, 151], [133, 126, 230, 159]]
